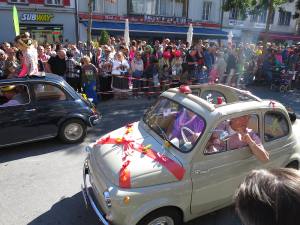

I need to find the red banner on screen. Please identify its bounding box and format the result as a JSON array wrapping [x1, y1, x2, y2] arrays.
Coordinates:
[[78, 13, 221, 28], [96, 129, 185, 188]]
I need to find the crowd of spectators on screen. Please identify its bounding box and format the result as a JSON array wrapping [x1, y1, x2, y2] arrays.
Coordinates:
[[1, 33, 300, 103]]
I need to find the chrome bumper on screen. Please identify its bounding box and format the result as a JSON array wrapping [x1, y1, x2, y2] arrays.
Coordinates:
[[81, 163, 110, 225], [89, 114, 102, 126]]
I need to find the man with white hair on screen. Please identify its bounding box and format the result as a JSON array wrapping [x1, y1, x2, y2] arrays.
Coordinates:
[[0, 49, 6, 79], [45, 49, 66, 77]]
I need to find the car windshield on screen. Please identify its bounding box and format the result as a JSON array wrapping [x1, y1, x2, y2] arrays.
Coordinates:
[[144, 97, 206, 153]]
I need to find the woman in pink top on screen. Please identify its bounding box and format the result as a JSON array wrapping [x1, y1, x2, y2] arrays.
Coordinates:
[[15, 34, 39, 77]]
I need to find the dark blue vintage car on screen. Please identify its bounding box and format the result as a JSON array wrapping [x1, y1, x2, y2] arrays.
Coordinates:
[[0, 74, 101, 147]]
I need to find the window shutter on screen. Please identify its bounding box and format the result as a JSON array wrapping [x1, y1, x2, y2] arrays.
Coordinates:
[[63, 0, 70, 6]]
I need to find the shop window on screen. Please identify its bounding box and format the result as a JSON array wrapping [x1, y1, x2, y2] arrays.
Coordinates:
[[129, 0, 157, 15], [104, 0, 118, 14], [264, 112, 289, 142], [250, 9, 274, 24], [250, 9, 267, 23], [33, 83, 67, 101], [229, 8, 246, 20], [278, 11, 291, 26], [8, 0, 28, 3], [160, 0, 173, 16], [202, 1, 212, 21], [128, 0, 187, 17], [45, 0, 62, 6], [20, 24, 63, 44], [174, 0, 187, 17]]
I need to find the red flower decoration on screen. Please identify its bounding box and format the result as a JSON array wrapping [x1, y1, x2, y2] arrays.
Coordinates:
[[269, 100, 276, 110], [179, 85, 192, 94]]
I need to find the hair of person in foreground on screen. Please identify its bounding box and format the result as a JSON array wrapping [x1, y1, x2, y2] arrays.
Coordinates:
[[235, 168, 300, 225]]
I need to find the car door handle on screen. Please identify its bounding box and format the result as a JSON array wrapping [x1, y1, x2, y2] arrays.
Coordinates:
[[25, 109, 36, 112]]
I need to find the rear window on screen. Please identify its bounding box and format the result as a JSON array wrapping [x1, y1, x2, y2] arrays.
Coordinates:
[[264, 111, 289, 142], [33, 83, 67, 101]]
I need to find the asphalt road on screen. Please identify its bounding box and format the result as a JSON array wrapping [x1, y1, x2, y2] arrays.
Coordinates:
[[0, 85, 299, 225]]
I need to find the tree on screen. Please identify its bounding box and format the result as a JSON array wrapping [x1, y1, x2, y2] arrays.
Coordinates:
[[87, 0, 93, 54], [223, 0, 289, 47], [87, 0, 117, 54], [99, 30, 110, 45]]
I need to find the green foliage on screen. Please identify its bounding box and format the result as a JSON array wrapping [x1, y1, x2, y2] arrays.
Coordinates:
[[92, 40, 99, 48], [99, 30, 110, 45], [223, 0, 288, 16]]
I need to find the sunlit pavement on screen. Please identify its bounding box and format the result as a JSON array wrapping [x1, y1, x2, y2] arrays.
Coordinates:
[[0, 86, 299, 225]]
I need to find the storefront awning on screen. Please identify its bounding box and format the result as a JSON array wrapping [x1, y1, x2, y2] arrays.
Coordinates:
[[82, 21, 228, 38], [260, 32, 300, 41]]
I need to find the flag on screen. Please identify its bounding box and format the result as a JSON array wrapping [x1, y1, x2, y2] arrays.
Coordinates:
[[12, 5, 20, 36], [124, 19, 130, 47]]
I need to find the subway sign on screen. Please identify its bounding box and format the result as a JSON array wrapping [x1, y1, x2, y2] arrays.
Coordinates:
[[20, 13, 54, 22]]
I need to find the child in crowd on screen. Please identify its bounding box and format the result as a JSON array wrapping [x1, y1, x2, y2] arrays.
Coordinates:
[[81, 56, 98, 104], [196, 66, 208, 84]]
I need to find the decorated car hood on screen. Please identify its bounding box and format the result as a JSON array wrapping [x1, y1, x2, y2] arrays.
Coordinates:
[[91, 122, 185, 189]]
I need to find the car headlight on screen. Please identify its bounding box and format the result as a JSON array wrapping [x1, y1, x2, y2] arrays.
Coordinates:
[[103, 190, 112, 208], [85, 145, 93, 153]]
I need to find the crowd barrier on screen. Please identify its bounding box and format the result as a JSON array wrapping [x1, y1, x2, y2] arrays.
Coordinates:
[[96, 74, 204, 95]]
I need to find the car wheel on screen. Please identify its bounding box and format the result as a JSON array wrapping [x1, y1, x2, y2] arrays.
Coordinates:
[[59, 119, 87, 143], [137, 208, 182, 225]]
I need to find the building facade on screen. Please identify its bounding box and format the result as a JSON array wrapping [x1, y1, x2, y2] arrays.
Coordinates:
[[0, 0, 76, 44], [78, 0, 227, 42], [222, 1, 300, 43]]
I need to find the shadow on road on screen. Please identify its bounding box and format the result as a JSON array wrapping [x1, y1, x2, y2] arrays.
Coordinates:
[[27, 190, 241, 225], [27, 192, 99, 225], [187, 206, 241, 225], [0, 139, 81, 164]]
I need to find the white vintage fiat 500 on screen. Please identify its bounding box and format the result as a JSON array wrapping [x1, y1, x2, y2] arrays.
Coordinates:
[[82, 84, 300, 225]]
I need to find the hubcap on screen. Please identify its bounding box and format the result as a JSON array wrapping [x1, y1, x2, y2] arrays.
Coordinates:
[[64, 123, 83, 141], [148, 216, 174, 225]]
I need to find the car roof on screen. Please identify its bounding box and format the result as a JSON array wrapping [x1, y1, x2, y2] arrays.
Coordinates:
[[0, 73, 64, 84], [165, 84, 285, 114]]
